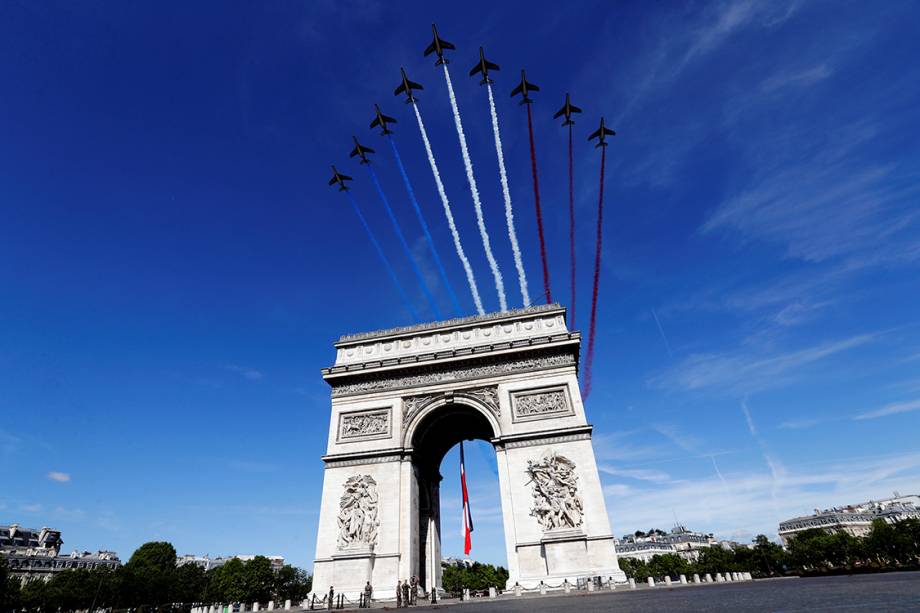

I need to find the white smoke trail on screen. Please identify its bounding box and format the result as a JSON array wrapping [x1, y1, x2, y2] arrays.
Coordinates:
[[442, 64, 507, 312], [486, 82, 530, 307], [412, 103, 485, 316]]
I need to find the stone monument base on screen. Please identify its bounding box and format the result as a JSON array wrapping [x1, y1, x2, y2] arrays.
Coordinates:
[[508, 532, 627, 589]]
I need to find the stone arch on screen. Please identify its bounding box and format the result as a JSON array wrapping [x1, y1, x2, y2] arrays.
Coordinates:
[[402, 388, 502, 452]]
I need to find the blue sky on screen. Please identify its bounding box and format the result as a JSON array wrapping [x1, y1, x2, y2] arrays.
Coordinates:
[[2, 0, 920, 570]]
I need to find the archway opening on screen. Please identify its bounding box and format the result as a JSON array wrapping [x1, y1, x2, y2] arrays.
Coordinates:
[[409, 402, 506, 593]]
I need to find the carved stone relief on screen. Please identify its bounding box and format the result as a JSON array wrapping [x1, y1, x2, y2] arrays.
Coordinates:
[[338, 408, 391, 442], [525, 452, 584, 531], [401, 385, 500, 429], [337, 475, 379, 550], [330, 350, 576, 397], [511, 386, 573, 422]]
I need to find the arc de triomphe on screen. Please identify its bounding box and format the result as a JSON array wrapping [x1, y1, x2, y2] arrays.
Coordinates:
[[310, 304, 626, 597]]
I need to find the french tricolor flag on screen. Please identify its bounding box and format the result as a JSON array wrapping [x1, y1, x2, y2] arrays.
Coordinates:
[[460, 441, 474, 555]]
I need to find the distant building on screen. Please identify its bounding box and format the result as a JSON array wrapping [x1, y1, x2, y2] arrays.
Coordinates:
[[441, 556, 474, 568], [616, 526, 719, 562], [1, 523, 120, 583], [177, 554, 285, 571], [778, 493, 920, 546]]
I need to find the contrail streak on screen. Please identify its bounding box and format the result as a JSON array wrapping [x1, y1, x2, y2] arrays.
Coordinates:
[[525, 103, 550, 304], [568, 124, 576, 326], [366, 164, 442, 319], [583, 145, 607, 400], [343, 190, 419, 321], [442, 64, 507, 312], [486, 81, 529, 307], [387, 135, 463, 317], [651, 308, 674, 357], [411, 103, 485, 315]]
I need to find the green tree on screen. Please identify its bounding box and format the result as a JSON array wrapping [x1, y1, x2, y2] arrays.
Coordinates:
[[123, 541, 179, 606], [206, 558, 247, 602], [1, 559, 22, 612], [749, 535, 785, 577], [175, 563, 208, 603], [273, 566, 312, 602], [647, 553, 690, 578], [243, 557, 275, 603], [617, 558, 650, 580]]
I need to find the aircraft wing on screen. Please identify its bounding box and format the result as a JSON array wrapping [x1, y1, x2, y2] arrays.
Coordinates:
[[394, 82, 406, 96], [382, 113, 396, 124], [511, 82, 524, 97], [485, 60, 500, 71], [525, 80, 539, 91], [329, 176, 337, 186], [570, 104, 582, 114], [407, 79, 423, 90], [370, 117, 381, 128], [604, 127, 617, 136], [349, 147, 360, 158], [588, 127, 602, 141], [341, 173, 353, 181], [469, 64, 483, 77], [424, 41, 437, 56], [441, 40, 455, 50], [553, 107, 566, 119]]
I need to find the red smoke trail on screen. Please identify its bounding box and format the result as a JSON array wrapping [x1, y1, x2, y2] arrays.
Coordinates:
[[568, 123, 576, 327], [583, 145, 606, 400], [526, 104, 551, 303]]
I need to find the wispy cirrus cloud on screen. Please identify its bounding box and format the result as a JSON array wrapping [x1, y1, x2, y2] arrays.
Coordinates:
[[224, 365, 264, 381], [651, 333, 876, 393], [854, 398, 920, 421], [760, 63, 833, 93], [47, 471, 71, 483]]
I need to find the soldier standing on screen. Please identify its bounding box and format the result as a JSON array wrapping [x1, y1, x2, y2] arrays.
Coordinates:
[[363, 581, 373, 607], [401, 580, 410, 607], [327, 586, 334, 611], [396, 580, 403, 607], [409, 576, 418, 605]]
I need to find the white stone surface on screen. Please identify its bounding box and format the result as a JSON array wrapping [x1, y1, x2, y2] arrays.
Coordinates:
[[311, 306, 626, 598]]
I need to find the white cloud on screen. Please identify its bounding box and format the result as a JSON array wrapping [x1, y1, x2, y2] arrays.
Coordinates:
[[47, 471, 71, 483], [605, 451, 920, 540], [652, 333, 875, 393], [224, 365, 264, 381], [854, 398, 920, 421], [760, 63, 832, 93], [598, 465, 671, 483]]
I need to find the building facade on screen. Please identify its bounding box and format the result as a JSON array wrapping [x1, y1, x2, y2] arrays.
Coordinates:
[[616, 526, 720, 562], [1, 524, 120, 583], [778, 494, 920, 546], [177, 554, 285, 571]]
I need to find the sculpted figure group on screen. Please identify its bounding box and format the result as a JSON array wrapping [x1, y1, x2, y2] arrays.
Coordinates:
[[337, 474, 380, 549], [525, 451, 584, 531]]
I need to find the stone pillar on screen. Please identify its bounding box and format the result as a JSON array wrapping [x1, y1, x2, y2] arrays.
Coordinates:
[[715, 573, 724, 583], [268, 602, 274, 611], [745, 572, 753, 581], [539, 581, 547, 595], [704, 573, 712, 583], [563, 579, 571, 593], [609, 577, 616, 591], [253, 603, 260, 612], [647, 577, 655, 588], [693, 573, 700, 583], [679, 574, 687, 584], [587, 578, 595, 592], [284, 600, 291, 610], [664, 576, 672, 586], [489, 587, 496, 598], [514, 584, 522, 597], [628, 578, 636, 589]]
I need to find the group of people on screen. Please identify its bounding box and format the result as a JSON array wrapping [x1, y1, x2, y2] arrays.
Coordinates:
[[395, 576, 421, 607]]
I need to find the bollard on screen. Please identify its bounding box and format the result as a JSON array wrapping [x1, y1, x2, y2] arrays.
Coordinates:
[[704, 573, 712, 583], [564, 579, 571, 594], [284, 601, 291, 610], [693, 573, 700, 584], [268, 602, 274, 611], [716, 573, 724, 583], [745, 572, 753, 581], [253, 604, 260, 612], [727, 572, 734, 582], [680, 574, 687, 585], [539, 581, 547, 595], [489, 587, 496, 599], [514, 583, 522, 597], [628, 578, 636, 589], [587, 578, 595, 592], [463, 588, 470, 601], [665, 576, 672, 586], [647, 577, 655, 588]]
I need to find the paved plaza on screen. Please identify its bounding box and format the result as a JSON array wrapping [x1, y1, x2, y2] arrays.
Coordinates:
[[390, 572, 920, 612]]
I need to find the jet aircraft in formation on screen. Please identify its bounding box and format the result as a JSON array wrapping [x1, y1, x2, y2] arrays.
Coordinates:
[[510, 70, 540, 104], [424, 24, 455, 65], [330, 27, 617, 189], [370, 104, 397, 135], [394, 67, 423, 103], [469, 47, 499, 85], [587, 117, 616, 148], [328, 165, 353, 191], [349, 136, 375, 164], [554, 93, 583, 126]]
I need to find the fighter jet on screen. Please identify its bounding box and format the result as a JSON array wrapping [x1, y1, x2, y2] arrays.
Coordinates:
[[554, 93, 583, 126], [587, 117, 617, 148], [469, 47, 499, 85], [424, 24, 455, 66], [394, 67, 424, 104], [510, 69, 540, 104], [369, 104, 397, 135], [349, 136, 375, 164], [328, 165, 353, 191]]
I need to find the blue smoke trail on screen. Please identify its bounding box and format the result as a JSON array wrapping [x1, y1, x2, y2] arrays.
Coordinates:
[[387, 135, 463, 317], [343, 190, 419, 321], [366, 164, 442, 320]]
